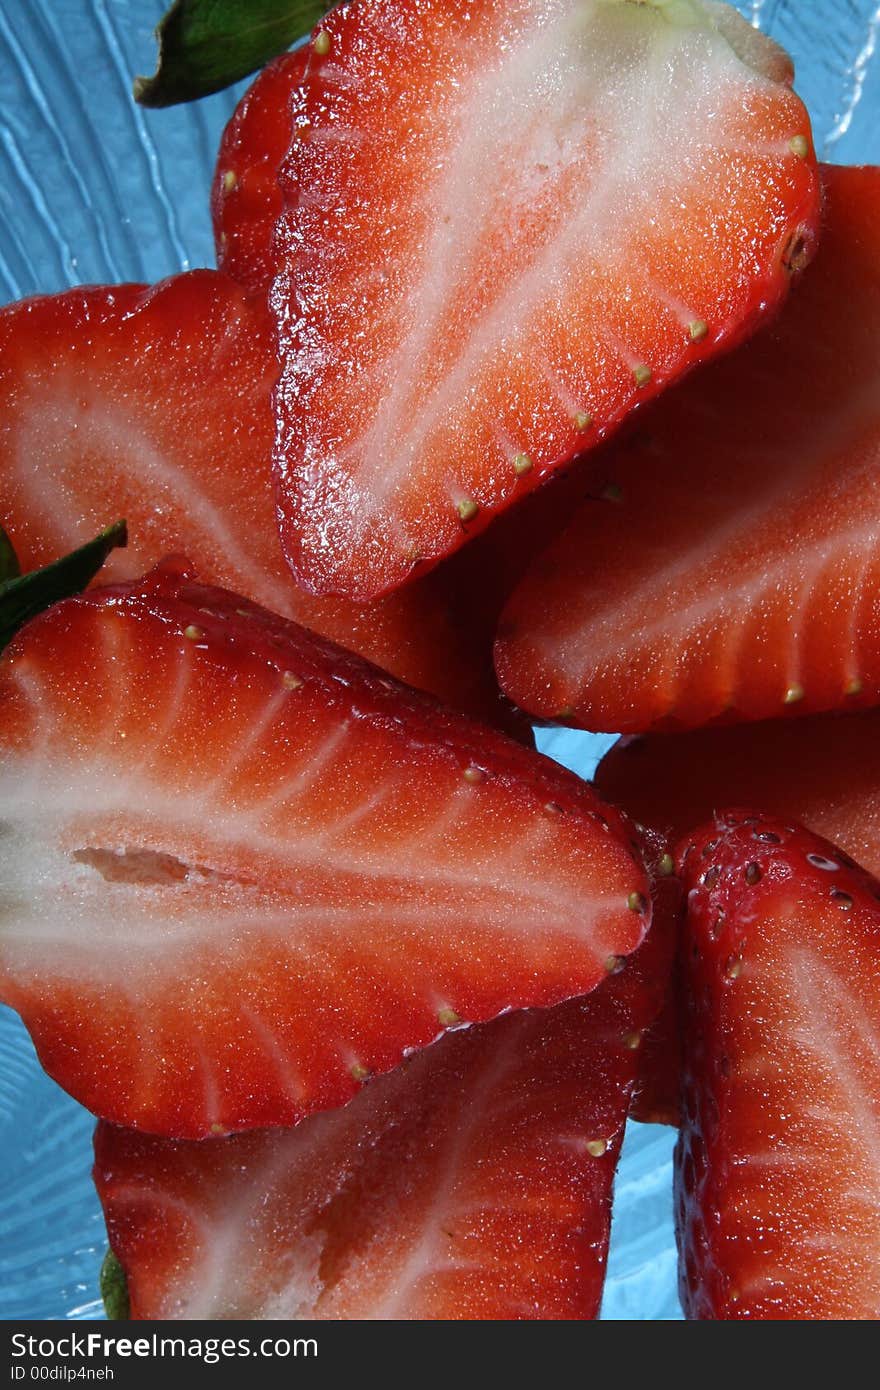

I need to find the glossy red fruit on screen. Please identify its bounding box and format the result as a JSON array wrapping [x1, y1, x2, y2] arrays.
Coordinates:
[[273, 1, 818, 601], [209, 45, 602, 733], [623, 844, 683, 1128], [211, 51, 307, 296], [676, 812, 880, 1319], [598, 707, 880, 1125], [94, 915, 671, 1320], [0, 270, 520, 726], [497, 164, 880, 733], [597, 712, 880, 880], [0, 561, 649, 1138]]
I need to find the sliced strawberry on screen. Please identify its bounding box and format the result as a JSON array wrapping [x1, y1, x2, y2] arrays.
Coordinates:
[[629, 983, 681, 1129], [497, 163, 880, 732], [0, 560, 649, 1138], [212, 51, 307, 296], [676, 812, 880, 1319], [94, 916, 670, 1320], [0, 270, 519, 726], [623, 840, 683, 1128], [272, 1, 818, 602], [600, 710, 880, 1127], [597, 712, 880, 880], [211, 45, 601, 705]]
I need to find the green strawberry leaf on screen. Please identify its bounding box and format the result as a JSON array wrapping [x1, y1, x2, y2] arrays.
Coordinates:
[[134, 0, 330, 108], [0, 525, 20, 583], [0, 520, 127, 654], [99, 1250, 130, 1321]]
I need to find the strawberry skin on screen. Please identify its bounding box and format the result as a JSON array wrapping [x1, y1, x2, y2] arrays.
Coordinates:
[[0, 270, 520, 727], [676, 813, 880, 1319], [94, 916, 671, 1320], [272, 0, 819, 602], [212, 51, 307, 296], [597, 713, 880, 882], [600, 710, 880, 1127], [497, 164, 880, 732], [0, 560, 649, 1138]]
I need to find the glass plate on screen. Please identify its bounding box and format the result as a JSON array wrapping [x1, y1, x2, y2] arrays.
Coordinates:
[[0, 0, 877, 1323]]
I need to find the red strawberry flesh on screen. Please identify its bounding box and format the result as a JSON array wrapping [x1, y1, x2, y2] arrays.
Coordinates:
[[597, 713, 880, 881], [0, 270, 522, 726], [0, 561, 649, 1137], [273, 0, 819, 601], [94, 915, 671, 1319], [676, 812, 880, 1319], [496, 164, 880, 732], [212, 51, 307, 296], [598, 708, 880, 1125]]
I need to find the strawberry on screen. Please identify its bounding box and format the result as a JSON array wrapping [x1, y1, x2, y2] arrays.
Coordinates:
[[272, 0, 819, 602], [597, 712, 880, 881], [599, 710, 880, 1127], [211, 44, 600, 711], [212, 51, 307, 296], [497, 163, 880, 733], [0, 270, 520, 727], [629, 984, 681, 1129], [676, 812, 880, 1319], [624, 840, 683, 1128], [94, 916, 671, 1320], [0, 559, 649, 1138]]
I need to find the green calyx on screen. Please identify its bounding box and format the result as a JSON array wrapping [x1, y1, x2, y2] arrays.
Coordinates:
[[134, 0, 333, 108], [100, 1250, 131, 1321], [0, 520, 126, 655]]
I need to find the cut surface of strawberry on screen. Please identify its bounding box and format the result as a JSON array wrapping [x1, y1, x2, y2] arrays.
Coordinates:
[[272, 0, 818, 601], [629, 985, 681, 1129], [0, 270, 518, 725], [597, 712, 880, 879], [0, 561, 649, 1138], [600, 709, 880, 1126], [94, 917, 670, 1320], [212, 51, 307, 296], [623, 844, 683, 1128], [676, 812, 880, 1319], [497, 163, 880, 732]]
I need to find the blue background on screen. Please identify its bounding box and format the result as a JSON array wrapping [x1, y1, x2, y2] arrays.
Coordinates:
[[0, 0, 877, 1321]]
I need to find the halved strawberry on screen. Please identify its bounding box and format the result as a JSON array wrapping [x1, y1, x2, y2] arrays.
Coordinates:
[[94, 915, 670, 1320], [599, 710, 880, 1127], [0, 560, 649, 1138], [676, 812, 880, 1319], [619, 849, 682, 1129], [212, 51, 307, 296], [0, 270, 519, 726], [211, 48, 608, 713], [597, 712, 880, 879], [497, 164, 880, 732], [629, 983, 681, 1129], [272, 0, 818, 602]]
